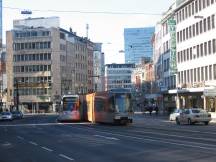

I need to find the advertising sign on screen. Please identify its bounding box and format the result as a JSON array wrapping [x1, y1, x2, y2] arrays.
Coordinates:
[[168, 18, 177, 74]]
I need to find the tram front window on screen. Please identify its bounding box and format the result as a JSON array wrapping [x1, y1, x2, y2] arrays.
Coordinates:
[[115, 94, 130, 113], [62, 98, 79, 111]]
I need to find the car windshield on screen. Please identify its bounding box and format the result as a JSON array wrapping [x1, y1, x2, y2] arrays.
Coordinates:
[[1, 112, 11, 115], [191, 109, 206, 113]]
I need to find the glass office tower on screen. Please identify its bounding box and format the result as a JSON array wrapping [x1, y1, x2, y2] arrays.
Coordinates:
[[124, 27, 155, 64]]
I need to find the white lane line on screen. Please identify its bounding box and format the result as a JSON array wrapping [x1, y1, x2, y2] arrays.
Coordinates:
[[59, 154, 74, 161], [94, 134, 120, 141], [130, 130, 216, 142], [41, 146, 53, 152], [17, 136, 24, 140], [72, 126, 216, 151], [29, 141, 38, 146]]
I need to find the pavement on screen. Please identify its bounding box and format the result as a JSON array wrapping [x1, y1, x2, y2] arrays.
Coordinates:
[[134, 111, 216, 123], [1, 115, 216, 162]]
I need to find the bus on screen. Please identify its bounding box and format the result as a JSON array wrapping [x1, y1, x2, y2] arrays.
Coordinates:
[[57, 94, 81, 122], [84, 88, 133, 124]]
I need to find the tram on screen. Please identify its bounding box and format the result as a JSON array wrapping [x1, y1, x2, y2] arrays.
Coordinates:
[[57, 94, 81, 122], [84, 88, 133, 124]]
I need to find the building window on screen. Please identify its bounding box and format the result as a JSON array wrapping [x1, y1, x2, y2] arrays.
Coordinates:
[[189, 4, 191, 17], [195, 0, 198, 13], [213, 39, 216, 53], [191, 69, 193, 83], [200, 43, 204, 57], [204, 42, 208, 55], [205, 66, 208, 80], [187, 70, 190, 83], [207, 16, 211, 30], [201, 67, 204, 81], [189, 26, 192, 38], [198, 0, 202, 11], [190, 47, 193, 60], [192, 24, 196, 37], [208, 40, 212, 54], [212, 14, 215, 29], [197, 45, 200, 58], [192, 2, 195, 15], [199, 20, 203, 34], [209, 65, 212, 80], [194, 68, 197, 82], [214, 64, 216, 80], [196, 22, 199, 35], [204, 18, 207, 32], [186, 27, 188, 39], [197, 67, 200, 82]]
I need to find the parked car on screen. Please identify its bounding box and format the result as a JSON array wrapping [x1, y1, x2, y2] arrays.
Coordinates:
[[0, 112, 13, 121], [169, 109, 183, 121], [176, 108, 211, 125], [11, 111, 23, 119]]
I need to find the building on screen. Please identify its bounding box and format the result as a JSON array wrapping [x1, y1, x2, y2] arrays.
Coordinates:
[[174, 0, 216, 112], [93, 43, 105, 92], [152, 3, 177, 111], [0, 0, 2, 49], [6, 17, 93, 112], [105, 63, 135, 91], [124, 27, 155, 64]]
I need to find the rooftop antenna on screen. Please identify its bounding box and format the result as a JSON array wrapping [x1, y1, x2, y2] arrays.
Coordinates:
[[86, 23, 89, 38]]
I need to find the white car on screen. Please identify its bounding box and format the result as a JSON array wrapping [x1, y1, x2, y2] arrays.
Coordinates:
[[176, 108, 211, 125], [169, 109, 183, 121], [0, 112, 13, 121]]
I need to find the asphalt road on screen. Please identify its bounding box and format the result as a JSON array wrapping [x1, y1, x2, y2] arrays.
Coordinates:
[[1, 114, 216, 162]]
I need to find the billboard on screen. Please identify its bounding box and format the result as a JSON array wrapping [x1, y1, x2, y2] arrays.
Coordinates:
[[168, 18, 177, 74]]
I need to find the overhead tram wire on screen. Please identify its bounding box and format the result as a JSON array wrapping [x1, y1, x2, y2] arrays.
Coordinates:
[[3, 6, 162, 16]]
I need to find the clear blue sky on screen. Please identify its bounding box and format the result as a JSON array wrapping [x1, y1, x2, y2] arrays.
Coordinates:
[[3, 0, 175, 64]]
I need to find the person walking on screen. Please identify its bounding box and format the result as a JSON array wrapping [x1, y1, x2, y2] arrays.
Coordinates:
[[155, 106, 159, 116]]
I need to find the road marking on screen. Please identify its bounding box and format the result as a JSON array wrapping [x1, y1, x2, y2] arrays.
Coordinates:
[[17, 136, 24, 140], [41, 146, 53, 152], [29, 141, 38, 146], [71, 125, 216, 151], [94, 134, 120, 140], [0, 122, 92, 127], [130, 130, 216, 143], [59, 154, 74, 161]]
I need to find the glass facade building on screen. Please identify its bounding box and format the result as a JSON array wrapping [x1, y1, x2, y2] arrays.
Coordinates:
[[124, 27, 155, 64]]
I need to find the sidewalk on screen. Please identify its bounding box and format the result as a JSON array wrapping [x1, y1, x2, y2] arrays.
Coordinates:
[[134, 111, 216, 123]]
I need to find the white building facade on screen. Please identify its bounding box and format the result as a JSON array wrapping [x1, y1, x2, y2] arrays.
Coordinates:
[[93, 43, 105, 92], [105, 63, 135, 91], [174, 0, 216, 112]]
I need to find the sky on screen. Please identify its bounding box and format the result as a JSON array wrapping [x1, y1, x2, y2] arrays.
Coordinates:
[[3, 0, 175, 64]]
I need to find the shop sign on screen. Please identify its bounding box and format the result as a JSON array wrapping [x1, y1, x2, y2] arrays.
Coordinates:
[[204, 88, 216, 97]]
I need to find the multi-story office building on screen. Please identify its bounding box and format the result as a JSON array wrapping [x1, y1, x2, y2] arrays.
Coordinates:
[[0, 0, 2, 49], [6, 17, 93, 112], [124, 27, 155, 64], [174, 0, 216, 112], [105, 63, 135, 91], [93, 43, 105, 92], [152, 3, 177, 110]]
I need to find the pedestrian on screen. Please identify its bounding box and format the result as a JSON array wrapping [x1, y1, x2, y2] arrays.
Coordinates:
[[155, 106, 159, 116], [149, 106, 153, 116]]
